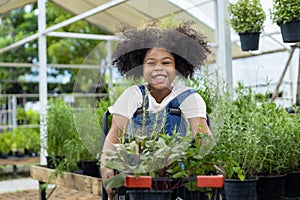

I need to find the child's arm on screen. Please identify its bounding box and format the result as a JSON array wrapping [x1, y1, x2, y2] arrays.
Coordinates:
[[100, 114, 128, 197], [189, 117, 214, 145], [189, 117, 210, 136]]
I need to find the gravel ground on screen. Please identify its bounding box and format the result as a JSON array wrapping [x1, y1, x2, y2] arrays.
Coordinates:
[[0, 178, 102, 199], [0, 178, 39, 194]]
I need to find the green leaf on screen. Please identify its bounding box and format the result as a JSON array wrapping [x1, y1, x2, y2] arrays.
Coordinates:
[[105, 174, 125, 189]]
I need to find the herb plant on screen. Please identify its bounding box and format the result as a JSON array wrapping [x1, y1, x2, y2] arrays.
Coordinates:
[[228, 0, 266, 33], [270, 0, 300, 25]]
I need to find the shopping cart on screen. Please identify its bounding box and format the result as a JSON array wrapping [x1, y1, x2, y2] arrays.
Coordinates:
[[118, 175, 224, 200], [101, 110, 223, 200]]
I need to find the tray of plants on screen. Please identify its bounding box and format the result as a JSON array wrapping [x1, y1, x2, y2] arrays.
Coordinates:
[[100, 106, 224, 200], [101, 129, 224, 200]]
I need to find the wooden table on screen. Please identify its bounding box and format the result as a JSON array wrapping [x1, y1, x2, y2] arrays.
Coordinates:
[[30, 165, 103, 200], [0, 156, 40, 178]]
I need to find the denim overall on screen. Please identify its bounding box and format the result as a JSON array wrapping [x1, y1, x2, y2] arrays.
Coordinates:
[[127, 85, 196, 136]]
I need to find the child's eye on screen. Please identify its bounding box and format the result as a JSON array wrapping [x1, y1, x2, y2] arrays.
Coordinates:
[[146, 62, 155, 66], [162, 61, 171, 65]]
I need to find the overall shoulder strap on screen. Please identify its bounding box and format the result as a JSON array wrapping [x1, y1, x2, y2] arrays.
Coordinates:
[[168, 89, 196, 108], [167, 89, 196, 115], [138, 84, 146, 96], [134, 85, 148, 116], [137, 84, 149, 107]]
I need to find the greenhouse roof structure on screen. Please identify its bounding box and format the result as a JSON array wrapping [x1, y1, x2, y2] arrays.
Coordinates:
[[0, 0, 292, 59]]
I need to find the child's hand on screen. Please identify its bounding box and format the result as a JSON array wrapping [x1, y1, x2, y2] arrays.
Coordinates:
[[101, 166, 116, 197]]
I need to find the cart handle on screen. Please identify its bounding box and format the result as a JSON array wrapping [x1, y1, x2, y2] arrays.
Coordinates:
[[124, 175, 224, 188], [197, 175, 224, 188]]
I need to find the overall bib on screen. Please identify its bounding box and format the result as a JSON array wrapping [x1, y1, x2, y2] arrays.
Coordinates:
[[127, 85, 196, 137]]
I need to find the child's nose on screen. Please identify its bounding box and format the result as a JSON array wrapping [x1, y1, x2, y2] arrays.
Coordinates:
[[153, 63, 163, 70]]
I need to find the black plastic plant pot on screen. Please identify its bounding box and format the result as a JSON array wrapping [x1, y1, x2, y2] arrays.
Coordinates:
[[127, 190, 172, 200], [223, 178, 258, 200], [80, 159, 101, 178], [0, 152, 8, 159], [280, 20, 300, 43], [284, 171, 300, 198], [257, 174, 286, 200], [46, 156, 65, 169], [239, 32, 260, 51]]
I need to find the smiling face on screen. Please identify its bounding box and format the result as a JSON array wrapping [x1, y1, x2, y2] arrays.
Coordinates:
[[143, 48, 176, 94]]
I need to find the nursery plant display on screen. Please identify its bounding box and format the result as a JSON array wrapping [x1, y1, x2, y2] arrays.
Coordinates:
[[228, 0, 266, 51], [270, 0, 300, 42]]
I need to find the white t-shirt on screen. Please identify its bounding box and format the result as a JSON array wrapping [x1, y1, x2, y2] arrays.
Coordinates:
[[108, 83, 207, 120]]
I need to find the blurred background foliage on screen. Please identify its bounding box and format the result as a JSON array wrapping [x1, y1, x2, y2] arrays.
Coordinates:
[[0, 2, 107, 95]]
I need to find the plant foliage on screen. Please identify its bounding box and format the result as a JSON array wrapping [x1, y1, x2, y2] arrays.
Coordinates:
[[228, 0, 266, 33], [270, 0, 300, 24]]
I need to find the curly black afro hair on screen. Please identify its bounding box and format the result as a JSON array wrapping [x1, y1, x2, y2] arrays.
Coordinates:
[[112, 21, 211, 79]]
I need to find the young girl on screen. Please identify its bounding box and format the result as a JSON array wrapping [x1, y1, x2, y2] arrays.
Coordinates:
[[101, 21, 211, 197]]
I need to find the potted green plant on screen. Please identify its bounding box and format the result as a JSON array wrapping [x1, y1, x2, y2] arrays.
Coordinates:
[[73, 103, 106, 178], [0, 131, 13, 158], [270, 0, 300, 43], [283, 113, 300, 198], [41, 99, 84, 190], [255, 102, 296, 200], [23, 127, 40, 156], [13, 127, 28, 157], [221, 84, 293, 199], [102, 131, 191, 187], [212, 85, 262, 200], [228, 0, 266, 51], [46, 98, 78, 169]]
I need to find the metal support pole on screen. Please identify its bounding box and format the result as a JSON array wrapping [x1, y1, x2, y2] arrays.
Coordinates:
[[271, 46, 296, 102], [39, 181, 46, 200], [12, 95, 17, 128], [8, 96, 12, 128], [12, 165, 18, 179], [296, 43, 300, 104], [106, 41, 113, 98], [38, 0, 48, 165], [271, 43, 299, 103], [215, 0, 233, 95]]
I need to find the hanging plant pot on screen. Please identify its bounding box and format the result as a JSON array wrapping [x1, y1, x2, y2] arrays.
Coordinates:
[[257, 174, 286, 200], [238, 32, 260, 51], [223, 178, 258, 200], [279, 20, 300, 43]]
